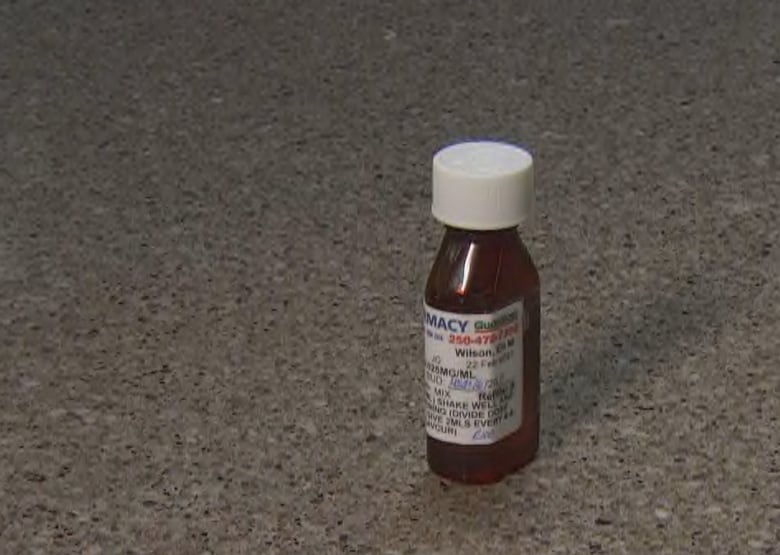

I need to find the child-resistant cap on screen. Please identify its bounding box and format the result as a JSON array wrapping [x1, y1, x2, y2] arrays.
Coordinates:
[[432, 141, 534, 230]]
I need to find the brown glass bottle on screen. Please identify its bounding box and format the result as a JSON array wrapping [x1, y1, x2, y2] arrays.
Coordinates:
[[425, 226, 540, 484], [424, 140, 539, 484]]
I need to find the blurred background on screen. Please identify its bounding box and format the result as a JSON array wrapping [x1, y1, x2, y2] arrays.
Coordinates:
[[1, 1, 778, 553]]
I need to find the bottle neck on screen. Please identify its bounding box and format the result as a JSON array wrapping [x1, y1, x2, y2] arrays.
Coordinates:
[[443, 225, 520, 242]]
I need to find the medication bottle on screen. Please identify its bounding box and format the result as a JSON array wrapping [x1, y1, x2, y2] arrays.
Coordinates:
[[424, 141, 540, 484]]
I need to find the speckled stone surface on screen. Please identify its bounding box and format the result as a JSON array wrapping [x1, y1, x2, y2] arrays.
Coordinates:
[[1, 1, 779, 553]]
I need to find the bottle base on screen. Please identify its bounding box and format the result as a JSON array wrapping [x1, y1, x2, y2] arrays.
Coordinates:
[[426, 431, 539, 485]]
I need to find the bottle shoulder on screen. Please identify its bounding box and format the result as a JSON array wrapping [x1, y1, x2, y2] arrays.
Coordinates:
[[424, 229, 539, 313]]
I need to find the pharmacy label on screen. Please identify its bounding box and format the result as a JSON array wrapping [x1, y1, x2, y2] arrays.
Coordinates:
[[424, 301, 523, 445]]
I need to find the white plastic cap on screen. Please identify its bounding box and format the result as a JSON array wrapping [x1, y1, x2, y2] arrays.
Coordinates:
[[432, 141, 534, 230]]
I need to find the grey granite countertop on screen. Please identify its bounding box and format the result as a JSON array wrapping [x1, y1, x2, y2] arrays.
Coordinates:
[[1, 1, 779, 553]]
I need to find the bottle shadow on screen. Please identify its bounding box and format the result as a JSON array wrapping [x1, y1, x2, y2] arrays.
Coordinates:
[[539, 268, 725, 455]]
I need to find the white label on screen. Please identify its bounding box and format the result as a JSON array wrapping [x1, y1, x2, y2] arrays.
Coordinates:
[[424, 301, 523, 445]]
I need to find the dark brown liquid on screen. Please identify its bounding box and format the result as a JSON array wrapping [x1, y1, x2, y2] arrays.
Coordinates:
[[424, 226, 540, 484]]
